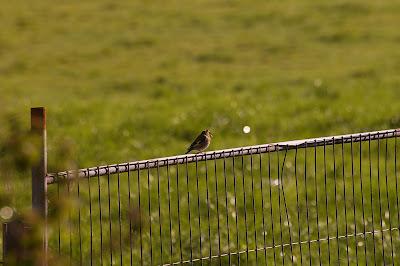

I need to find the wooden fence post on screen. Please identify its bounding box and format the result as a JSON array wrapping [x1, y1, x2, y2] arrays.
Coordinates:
[[3, 220, 34, 265], [2, 107, 47, 265], [31, 107, 48, 265]]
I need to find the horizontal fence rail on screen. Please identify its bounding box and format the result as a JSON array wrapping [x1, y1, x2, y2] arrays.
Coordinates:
[[45, 128, 400, 265], [46, 128, 400, 183]]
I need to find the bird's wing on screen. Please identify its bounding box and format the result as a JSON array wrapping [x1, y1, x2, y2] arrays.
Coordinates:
[[187, 132, 205, 150]]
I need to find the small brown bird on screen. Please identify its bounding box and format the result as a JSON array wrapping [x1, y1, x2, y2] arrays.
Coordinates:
[[185, 129, 213, 154]]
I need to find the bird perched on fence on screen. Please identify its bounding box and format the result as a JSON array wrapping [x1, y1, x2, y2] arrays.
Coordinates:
[[185, 129, 213, 154]]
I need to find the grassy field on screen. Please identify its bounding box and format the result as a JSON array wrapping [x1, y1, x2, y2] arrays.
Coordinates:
[[1, 0, 400, 264]]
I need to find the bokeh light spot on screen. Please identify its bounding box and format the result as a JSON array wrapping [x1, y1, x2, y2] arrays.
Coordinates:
[[0, 206, 14, 220], [314, 78, 323, 87]]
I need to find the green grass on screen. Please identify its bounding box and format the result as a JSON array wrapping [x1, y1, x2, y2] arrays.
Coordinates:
[[1, 0, 400, 264]]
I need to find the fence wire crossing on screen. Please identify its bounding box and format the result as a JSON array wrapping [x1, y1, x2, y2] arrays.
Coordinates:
[[47, 129, 400, 265]]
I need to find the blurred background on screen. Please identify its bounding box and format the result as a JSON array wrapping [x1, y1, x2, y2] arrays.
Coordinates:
[[1, 0, 400, 263], [1, 1, 400, 164]]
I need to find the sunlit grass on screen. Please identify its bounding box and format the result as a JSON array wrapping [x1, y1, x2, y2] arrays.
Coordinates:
[[1, 0, 400, 264]]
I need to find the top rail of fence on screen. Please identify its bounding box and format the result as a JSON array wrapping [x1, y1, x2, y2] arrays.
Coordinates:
[[46, 128, 400, 184]]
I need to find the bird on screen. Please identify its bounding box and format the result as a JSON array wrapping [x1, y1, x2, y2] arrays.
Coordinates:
[[185, 129, 213, 154]]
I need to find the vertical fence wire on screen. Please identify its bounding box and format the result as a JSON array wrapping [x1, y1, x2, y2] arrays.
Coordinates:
[[359, 136, 367, 264], [267, 149, 277, 266], [106, 167, 113, 265], [213, 153, 222, 265], [205, 156, 212, 264], [368, 134, 377, 264], [147, 164, 154, 266], [76, 172, 82, 266], [341, 138, 350, 266], [322, 140, 330, 265], [377, 138, 386, 265], [66, 171, 72, 265], [294, 147, 303, 266], [175, 163, 183, 266], [276, 149, 284, 265], [86, 168, 93, 266], [185, 158, 193, 265], [117, 165, 123, 266], [157, 161, 164, 266], [384, 139, 395, 263], [350, 137, 358, 265], [396, 135, 400, 235], [166, 161, 173, 266], [279, 146, 294, 264], [313, 141, 322, 265], [304, 143, 312, 265], [96, 167, 103, 265], [249, 150, 258, 265], [195, 157, 203, 266], [240, 150, 249, 265], [258, 150, 267, 264], [332, 138, 340, 264], [223, 153, 231, 265], [232, 155, 241, 265], [137, 164, 143, 266], [127, 165, 133, 265], [57, 173, 61, 256]]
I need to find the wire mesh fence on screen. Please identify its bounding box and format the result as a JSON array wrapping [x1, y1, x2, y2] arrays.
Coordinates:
[[46, 129, 400, 265]]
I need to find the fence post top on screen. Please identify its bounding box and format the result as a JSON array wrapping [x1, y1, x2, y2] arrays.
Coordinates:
[[31, 107, 46, 130]]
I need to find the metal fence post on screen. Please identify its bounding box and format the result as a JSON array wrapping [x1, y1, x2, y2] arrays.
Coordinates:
[[31, 107, 48, 265]]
